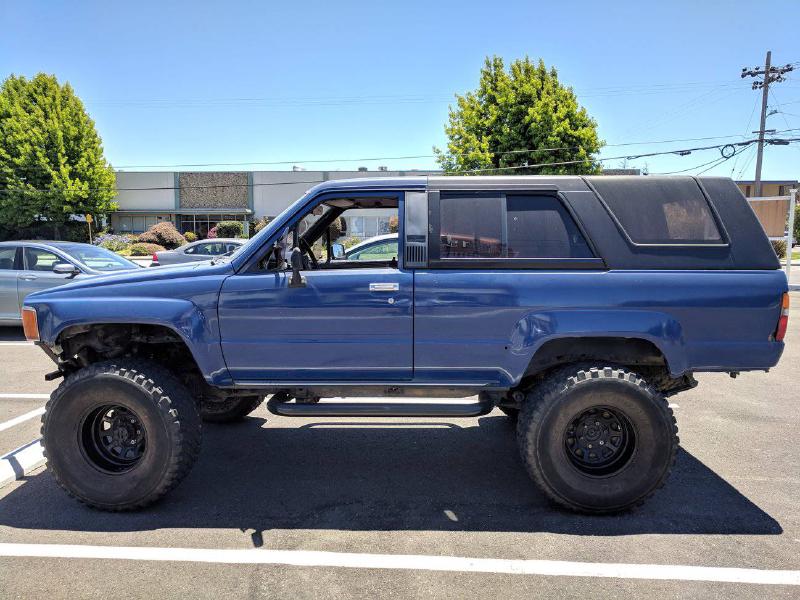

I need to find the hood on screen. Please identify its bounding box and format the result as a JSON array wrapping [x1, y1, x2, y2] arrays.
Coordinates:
[[26, 260, 235, 298]]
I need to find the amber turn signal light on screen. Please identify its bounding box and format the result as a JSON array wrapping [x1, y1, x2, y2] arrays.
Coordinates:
[[21, 307, 39, 341]]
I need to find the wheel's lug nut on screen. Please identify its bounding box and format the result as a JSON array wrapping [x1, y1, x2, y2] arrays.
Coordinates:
[[588, 444, 593, 448], [595, 421, 600, 426], [599, 440, 604, 445]]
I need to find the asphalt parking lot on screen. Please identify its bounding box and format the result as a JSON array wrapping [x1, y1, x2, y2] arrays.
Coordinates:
[[0, 298, 799, 599]]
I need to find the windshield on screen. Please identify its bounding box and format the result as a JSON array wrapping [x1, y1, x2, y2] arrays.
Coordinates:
[[62, 244, 139, 271]]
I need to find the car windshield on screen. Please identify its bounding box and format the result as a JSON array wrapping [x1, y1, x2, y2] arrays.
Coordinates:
[[61, 244, 139, 271], [210, 243, 245, 264]]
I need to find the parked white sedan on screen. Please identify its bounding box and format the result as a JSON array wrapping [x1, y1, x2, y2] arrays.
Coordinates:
[[152, 239, 244, 266]]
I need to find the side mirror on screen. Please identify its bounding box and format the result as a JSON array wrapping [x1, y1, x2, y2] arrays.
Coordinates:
[[53, 263, 79, 277], [331, 243, 345, 259], [288, 247, 306, 288]]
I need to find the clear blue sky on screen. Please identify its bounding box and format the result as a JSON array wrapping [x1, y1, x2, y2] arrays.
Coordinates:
[[2, 0, 799, 179]]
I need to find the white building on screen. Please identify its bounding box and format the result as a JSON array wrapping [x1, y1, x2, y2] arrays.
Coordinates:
[[111, 168, 437, 238]]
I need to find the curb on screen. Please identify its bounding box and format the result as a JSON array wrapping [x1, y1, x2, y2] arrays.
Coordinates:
[[789, 284, 800, 292], [0, 439, 45, 488]]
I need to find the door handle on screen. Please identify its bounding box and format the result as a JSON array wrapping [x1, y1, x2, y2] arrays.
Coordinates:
[[369, 282, 399, 292], [19, 275, 37, 281]]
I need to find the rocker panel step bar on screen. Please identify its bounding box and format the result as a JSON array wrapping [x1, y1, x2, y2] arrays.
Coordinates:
[[267, 399, 495, 418]]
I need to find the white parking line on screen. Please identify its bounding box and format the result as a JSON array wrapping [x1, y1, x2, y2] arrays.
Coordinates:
[[0, 394, 49, 399], [0, 440, 45, 488], [0, 407, 45, 432], [0, 543, 797, 585], [0, 342, 33, 346]]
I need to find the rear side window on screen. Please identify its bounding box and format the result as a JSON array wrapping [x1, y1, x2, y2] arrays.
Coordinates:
[[439, 194, 593, 259], [0, 247, 16, 270], [592, 178, 723, 245]]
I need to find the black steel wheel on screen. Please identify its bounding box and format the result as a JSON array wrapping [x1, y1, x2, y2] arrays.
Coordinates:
[[81, 405, 147, 473], [563, 406, 636, 477], [517, 365, 678, 514]]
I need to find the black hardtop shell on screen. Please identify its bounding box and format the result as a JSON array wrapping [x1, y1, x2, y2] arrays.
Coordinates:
[[425, 174, 777, 271], [574, 176, 779, 270]]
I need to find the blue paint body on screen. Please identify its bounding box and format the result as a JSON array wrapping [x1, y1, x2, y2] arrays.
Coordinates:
[[24, 177, 788, 391]]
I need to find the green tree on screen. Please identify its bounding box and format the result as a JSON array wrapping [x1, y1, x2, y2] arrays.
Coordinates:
[[435, 56, 602, 175], [0, 73, 117, 238]]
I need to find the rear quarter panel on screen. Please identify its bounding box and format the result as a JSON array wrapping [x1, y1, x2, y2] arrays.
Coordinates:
[[413, 269, 787, 386]]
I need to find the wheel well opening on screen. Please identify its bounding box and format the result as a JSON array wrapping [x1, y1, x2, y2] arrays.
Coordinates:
[[55, 323, 201, 380], [517, 337, 693, 398]]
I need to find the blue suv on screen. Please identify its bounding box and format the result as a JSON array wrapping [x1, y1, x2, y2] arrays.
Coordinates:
[[23, 175, 789, 513]]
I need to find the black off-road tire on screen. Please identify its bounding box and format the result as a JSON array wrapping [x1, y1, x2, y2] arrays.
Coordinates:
[[499, 407, 519, 420], [516, 364, 678, 514], [200, 395, 264, 423], [41, 359, 202, 511]]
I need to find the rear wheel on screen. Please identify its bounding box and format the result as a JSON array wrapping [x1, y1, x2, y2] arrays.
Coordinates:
[[499, 406, 519, 420], [199, 395, 264, 423], [516, 364, 678, 514], [41, 359, 202, 511]]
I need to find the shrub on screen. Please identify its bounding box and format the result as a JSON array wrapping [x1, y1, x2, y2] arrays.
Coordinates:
[[215, 220, 244, 238], [254, 216, 272, 233], [341, 236, 363, 249], [771, 239, 787, 259], [137, 221, 185, 249], [94, 233, 136, 252], [129, 242, 166, 256], [328, 216, 345, 241], [207, 226, 218, 239], [184, 231, 197, 243]]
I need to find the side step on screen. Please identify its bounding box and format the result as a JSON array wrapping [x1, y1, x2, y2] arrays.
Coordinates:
[[267, 398, 495, 418]]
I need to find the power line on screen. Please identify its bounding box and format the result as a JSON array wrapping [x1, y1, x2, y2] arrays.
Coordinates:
[[83, 81, 747, 108], [115, 133, 756, 169], [5, 138, 799, 195]]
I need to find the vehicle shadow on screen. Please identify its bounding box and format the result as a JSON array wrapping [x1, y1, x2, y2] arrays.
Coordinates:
[[0, 327, 26, 342], [0, 414, 782, 538]]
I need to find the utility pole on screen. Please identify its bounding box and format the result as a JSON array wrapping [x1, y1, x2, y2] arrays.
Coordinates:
[[741, 52, 794, 197]]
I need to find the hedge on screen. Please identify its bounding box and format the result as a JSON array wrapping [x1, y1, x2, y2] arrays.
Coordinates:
[[129, 242, 166, 256], [215, 220, 244, 238]]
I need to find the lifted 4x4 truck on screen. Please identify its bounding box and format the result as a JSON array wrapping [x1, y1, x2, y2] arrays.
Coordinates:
[[23, 176, 789, 514]]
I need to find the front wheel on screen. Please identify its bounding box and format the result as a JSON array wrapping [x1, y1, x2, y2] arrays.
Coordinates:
[[41, 359, 202, 511], [517, 365, 678, 514]]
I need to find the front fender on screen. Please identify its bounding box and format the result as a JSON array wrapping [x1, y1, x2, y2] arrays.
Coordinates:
[[29, 296, 232, 386], [510, 309, 686, 378]]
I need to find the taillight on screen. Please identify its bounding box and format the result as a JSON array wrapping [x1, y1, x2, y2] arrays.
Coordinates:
[[775, 293, 789, 342], [22, 307, 39, 341], [152, 253, 159, 262]]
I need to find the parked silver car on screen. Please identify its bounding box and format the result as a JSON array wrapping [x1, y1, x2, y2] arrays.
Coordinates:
[[152, 238, 244, 266], [0, 241, 140, 325]]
